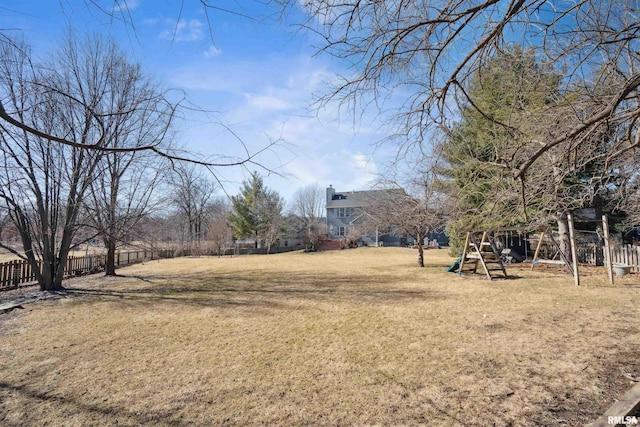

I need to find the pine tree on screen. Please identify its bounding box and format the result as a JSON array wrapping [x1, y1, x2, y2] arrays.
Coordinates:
[[229, 172, 284, 250], [441, 46, 621, 255], [440, 46, 562, 250]]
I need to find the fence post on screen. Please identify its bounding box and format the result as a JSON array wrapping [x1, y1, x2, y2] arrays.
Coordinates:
[[625, 245, 630, 267], [11, 260, 19, 286], [26, 260, 31, 282], [1, 262, 6, 288]]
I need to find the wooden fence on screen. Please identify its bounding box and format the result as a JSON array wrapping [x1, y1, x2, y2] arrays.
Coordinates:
[[610, 244, 640, 272], [0, 244, 304, 291], [0, 249, 175, 291], [574, 243, 640, 272], [577, 243, 604, 266]]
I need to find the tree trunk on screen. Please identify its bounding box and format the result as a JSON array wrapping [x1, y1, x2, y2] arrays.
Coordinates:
[[39, 260, 56, 291], [19, 224, 64, 291], [52, 257, 67, 290], [105, 171, 119, 276], [40, 256, 66, 291], [557, 211, 572, 262], [417, 233, 425, 267], [38, 222, 72, 291], [105, 238, 117, 276]]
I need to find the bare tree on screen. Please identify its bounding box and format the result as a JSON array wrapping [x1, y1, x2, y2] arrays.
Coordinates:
[[0, 212, 10, 245], [0, 3, 280, 171], [206, 200, 234, 257], [256, 186, 286, 253], [291, 184, 326, 250], [262, 205, 285, 253], [611, 148, 640, 228], [367, 165, 446, 267], [0, 36, 114, 290], [169, 164, 216, 255], [81, 35, 172, 275]]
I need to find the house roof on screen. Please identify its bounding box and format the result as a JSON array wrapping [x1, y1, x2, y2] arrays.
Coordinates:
[[326, 188, 405, 208]]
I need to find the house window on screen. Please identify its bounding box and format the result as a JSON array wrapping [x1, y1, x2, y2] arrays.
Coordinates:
[[337, 207, 352, 217], [338, 226, 346, 236]]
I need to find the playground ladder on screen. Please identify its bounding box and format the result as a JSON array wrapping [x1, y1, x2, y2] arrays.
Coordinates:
[[458, 231, 508, 280]]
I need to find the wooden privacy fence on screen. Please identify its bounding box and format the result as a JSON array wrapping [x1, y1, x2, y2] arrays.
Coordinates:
[[0, 249, 175, 291]]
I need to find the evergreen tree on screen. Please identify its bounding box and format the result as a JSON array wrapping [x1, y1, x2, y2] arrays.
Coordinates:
[[441, 46, 621, 254], [229, 172, 284, 250], [440, 46, 562, 250]]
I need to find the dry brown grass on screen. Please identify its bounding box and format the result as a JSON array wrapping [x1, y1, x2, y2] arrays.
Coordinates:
[[1, 248, 639, 426]]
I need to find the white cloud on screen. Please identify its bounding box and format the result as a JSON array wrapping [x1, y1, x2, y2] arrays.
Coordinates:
[[113, 0, 140, 12], [245, 94, 291, 111], [263, 146, 379, 203], [166, 53, 390, 200], [159, 19, 204, 42], [348, 153, 378, 188], [170, 62, 259, 93], [204, 45, 222, 58], [352, 153, 374, 172], [283, 156, 331, 189]]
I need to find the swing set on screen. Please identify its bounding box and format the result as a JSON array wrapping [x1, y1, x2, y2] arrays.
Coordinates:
[[451, 214, 616, 285], [455, 226, 532, 280]]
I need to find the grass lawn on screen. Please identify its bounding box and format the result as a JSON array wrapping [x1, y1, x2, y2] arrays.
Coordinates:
[[1, 247, 639, 426]]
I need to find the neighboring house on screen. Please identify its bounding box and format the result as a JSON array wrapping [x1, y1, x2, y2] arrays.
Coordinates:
[[325, 185, 407, 246]]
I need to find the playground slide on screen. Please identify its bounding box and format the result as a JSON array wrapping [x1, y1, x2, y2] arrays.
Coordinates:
[[446, 256, 462, 273]]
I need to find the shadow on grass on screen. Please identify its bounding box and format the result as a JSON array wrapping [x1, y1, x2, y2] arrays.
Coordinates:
[[63, 269, 450, 310], [0, 381, 192, 427], [373, 369, 467, 425]]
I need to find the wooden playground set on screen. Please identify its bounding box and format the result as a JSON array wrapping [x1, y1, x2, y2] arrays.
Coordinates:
[[448, 214, 623, 286]]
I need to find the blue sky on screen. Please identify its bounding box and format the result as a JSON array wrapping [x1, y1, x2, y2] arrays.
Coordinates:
[[2, 1, 394, 203]]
